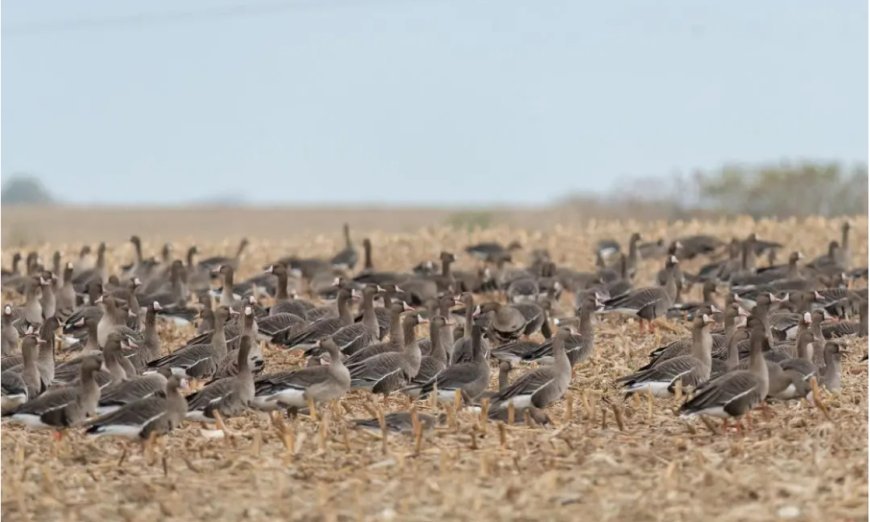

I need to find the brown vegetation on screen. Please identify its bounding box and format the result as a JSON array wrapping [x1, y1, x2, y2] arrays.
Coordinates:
[[1, 215, 867, 521]]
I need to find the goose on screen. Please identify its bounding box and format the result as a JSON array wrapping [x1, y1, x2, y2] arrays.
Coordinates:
[[35, 318, 60, 389], [401, 316, 451, 398], [214, 306, 264, 378], [94, 295, 139, 348], [1, 252, 22, 282], [490, 327, 573, 411], [71, 242, 107, 291], [1, 334, 42, 413], [595, 238, 621, 262], [96, 372, 168, 416], [646, 304, 742, 370], [465, 241, 522, 263], [525, 296, 598, 366], [56, 262, 77, 320], [197, 238, 249, 272], [409, 324, 490, 403], [347, 314, 427, 396], [837, 221, 852, 270], [477, 301, 526, 343], [668, 281, 720, 318], [146, 307, 234, 380], [343, 303, 413, 364], [5, 353, 102, 429], [602, 255, 680, 332], [54, 331, 134, 386], [38, 273, 57, 321], [314, 284, 379, 356], [618, 314, 715, 397], [85, 374, 189, 439], [818, 341, 845, 392], [674, 235, 724, 259], [12, 279, 43, 328], [769, 330, 818, 399], [352, 240, 406, 287], [282, 288, 356, 351], [266, 264, 312, 318], [1, 305, 20, 356], [352, 412, 443, 434], [679, 321, 770, 428], [822, 296, 868, 339], [250, 338, 350, 412], [330, 224, 358, 271], [186, 335, 255, 423]]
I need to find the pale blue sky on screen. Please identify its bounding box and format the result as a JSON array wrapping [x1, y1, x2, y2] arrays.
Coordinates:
[[2, 1, 867, 205]]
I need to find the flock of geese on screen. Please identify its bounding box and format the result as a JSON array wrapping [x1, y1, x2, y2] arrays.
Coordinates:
[[0, 221, 866, 446]]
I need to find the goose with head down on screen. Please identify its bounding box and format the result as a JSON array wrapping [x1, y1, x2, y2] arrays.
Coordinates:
[[603, 256, 680, 332], [85, 374, 189, 439]]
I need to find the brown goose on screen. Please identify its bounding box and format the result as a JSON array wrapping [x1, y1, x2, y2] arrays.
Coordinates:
[[95, 295, 140, 348], [56, 262, 77, 320], [315, 285, 379, 356], [5, 353, 103, 429], [96, 372, 168, 415], [602, 256, 680, 331], [266, 263, 312, 318], [401, 316, 451, 398], [251, 338, 350, 411], [1, 305, 20, 356], [490, 327, 573, 411], [197, 238, 249, 272], [478, 301, 526, 343], [1, 252, 22, 282], [344, 303, 413, 364], [618, 314, 715, 397], [85, 374, 188, 439], [819, 341, 845, 391], [347, 314, 427, 396], [465, 241, 522, 263], [352, 411, 444, 434], [186, 335, 255, 422], [770, 330, 818, 399], [71, 242, 107, 291], [330, 224, 358, 270], [1, 334, 42, 413], [679, 320, 770, 425], [410, 324, 490, 403], [146, 307, 234, 379], [282, 288, 356, 350]]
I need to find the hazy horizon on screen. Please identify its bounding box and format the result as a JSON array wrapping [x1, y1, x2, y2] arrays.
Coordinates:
[[2, 1, 867, 205]]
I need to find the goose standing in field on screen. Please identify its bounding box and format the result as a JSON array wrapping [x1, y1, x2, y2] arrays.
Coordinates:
[[71, 242, 107, 291], [251, 338, 350, 413], [282, 288, 357, 351], [343, 303, 414, 364], [1, 252, 22, 282], [679, 321, 770, 430], [318, 284, 379, 355], [818, 341, 845, 392], [401, 316, 451, 398], [85, 374, 189, 439], [618, 314, 715, 397], [186, 335, 255, 423], [5, 353, 103, 429], [13, 279, 43, 328], [197, 238, 249, 273], [146, 307, 234, 380], [1, 334, 42, 413], [410, 324, 490, 403], [465, 241, 522, 263], [602, 256, 680, 332], [347, 313, 427, 397], [56, 262, 77, 320], [490, 327, 573, 412], [266, 263, 311, 318], [767, 329, 817, 400], [95, 295, 140, 348], [1, 305, 20, 356], [330, 223, 358, 271]]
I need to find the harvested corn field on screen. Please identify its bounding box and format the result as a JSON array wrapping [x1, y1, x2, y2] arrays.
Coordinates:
[[1, 215, 867, 522]]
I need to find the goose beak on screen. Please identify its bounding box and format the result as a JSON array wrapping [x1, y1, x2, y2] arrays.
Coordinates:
[[265, 265, 275, 274], [94, 295, 104, 304], [229, 309, 241, 317]]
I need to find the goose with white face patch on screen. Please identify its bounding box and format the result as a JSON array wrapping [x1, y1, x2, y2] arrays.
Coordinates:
[[250, 337, 350, 412], [618, 314, 715, 397], [85, 374, 189, 439]]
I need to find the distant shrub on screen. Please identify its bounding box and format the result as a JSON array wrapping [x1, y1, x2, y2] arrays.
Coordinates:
[[445, 211, 494, 231], [2, 175, 54, 205]]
